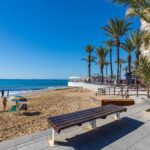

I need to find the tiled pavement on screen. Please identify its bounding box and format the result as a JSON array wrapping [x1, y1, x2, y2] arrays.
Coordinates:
[[1, 102, 150, 150]]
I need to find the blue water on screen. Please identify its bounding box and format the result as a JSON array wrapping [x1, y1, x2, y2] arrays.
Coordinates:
[[0, 79, 68, 91]]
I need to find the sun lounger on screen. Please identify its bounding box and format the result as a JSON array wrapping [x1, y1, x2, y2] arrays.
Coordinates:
[[8, 105, 17, 112], [47, 104, 127, 146]]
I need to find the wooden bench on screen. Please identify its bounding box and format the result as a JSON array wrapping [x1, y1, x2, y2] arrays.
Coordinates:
[[47, 104, 127, 146], [102, 99, 135, 106]]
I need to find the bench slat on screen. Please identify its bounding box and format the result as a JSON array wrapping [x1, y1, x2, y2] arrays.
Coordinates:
[[56, 107, 126, 131], [50, 104, 117, 121], [51, 105, 115, 123]]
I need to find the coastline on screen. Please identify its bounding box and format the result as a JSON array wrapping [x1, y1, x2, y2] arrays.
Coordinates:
[[0, 79, 69, 96], [1, 85, 70, 97]]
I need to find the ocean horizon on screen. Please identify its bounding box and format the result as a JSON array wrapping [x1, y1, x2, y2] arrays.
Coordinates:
[[0, 79, 68, 95]]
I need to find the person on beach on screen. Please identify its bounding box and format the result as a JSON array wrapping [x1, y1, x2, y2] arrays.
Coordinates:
[[1, 90, 4, 97], [3, 97, 7, 111], [7, 90, 9, 97]]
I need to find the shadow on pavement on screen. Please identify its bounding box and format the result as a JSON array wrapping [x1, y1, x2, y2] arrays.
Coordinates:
[[56, 117, 144, 150]]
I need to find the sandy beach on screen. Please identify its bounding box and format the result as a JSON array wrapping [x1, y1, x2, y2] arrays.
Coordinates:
[[0, 87, 128, 142], [0, 88, 103, 142]]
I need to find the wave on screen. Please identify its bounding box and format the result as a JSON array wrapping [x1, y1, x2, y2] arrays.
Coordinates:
[[1, 86, 68, 96]]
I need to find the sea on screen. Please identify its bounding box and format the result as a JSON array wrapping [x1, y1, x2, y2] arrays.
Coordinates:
[[0, 79, 68, 96]]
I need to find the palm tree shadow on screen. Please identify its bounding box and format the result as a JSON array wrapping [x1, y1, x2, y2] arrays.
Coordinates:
[[55, 117, 144, 150]]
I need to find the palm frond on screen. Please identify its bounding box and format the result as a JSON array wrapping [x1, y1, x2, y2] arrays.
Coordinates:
[[136, 56, 150, 91], [84, 45, 94, 53], [101, 18, 131, 39], [111, 0, 150, 23]]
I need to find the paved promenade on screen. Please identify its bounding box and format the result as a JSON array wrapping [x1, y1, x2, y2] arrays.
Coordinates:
[[1, 102, 150, 150]]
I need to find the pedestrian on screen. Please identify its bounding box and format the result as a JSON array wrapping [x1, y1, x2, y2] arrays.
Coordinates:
[[2, 90, 4, 97], [7, 90, 9, 97], [3, 97, 7, 111]]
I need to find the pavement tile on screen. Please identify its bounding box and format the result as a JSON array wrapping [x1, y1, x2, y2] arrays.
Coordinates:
[[115, 129, 145, 149], [0, 139, 16, 150], [36, 139, 49, 150], [32, 130, 50, 140], [15, 134, 33, 145], [16, 141, 34, 149], [129, 134, 150, 150], [17, 143, 37, 150]]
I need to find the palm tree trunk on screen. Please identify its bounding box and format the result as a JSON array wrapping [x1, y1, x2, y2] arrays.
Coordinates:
[[100, 66, 103, 83], [128, 55, 131, 73], [102, 69, 104, 84], [106, 66, 108, 78], [116, 39, 120, 84], [110, 48, 113, 80], [120, 63, 122, 79], [88, 54, 91, 82], [136, 49, 140, 69], [148, 87, 150, 98]]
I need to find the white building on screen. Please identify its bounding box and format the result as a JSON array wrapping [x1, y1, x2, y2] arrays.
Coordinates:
[[140, 20, 150, 59]]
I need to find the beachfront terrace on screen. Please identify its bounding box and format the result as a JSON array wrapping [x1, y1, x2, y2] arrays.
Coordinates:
[[1, 102, 150, 150], [68, 77, 148, 100], [69, 76, 113, 85]]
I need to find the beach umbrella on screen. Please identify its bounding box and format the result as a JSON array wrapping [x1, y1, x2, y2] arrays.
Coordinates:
[[7, 95, 28, 102]]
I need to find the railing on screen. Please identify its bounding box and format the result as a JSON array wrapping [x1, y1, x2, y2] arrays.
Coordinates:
[[69, 77, 149, 98], [69, 77, 115, 86], [97, 84, 148, 98]]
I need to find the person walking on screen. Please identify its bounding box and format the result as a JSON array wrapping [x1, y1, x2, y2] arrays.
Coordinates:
[[2, 90, 4, 97], [7, 90, 9, 97], [3, 97, 7, 111]]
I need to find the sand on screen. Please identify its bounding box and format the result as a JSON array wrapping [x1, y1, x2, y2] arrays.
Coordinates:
[[0, 88, 104, 142], [0, 87, 128, 142]]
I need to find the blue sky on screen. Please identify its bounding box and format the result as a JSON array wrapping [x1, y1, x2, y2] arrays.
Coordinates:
[[0, 0, 140, 79]]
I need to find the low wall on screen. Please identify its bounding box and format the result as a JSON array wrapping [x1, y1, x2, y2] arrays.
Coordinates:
[[68, 82, 108, 92]]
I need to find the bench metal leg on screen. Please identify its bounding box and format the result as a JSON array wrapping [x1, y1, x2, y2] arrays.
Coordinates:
[[114, 112, 120, 120], [48, 128, 55, 147]]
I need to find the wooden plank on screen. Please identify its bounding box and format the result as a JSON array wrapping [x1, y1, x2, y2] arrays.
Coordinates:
[[50, 105, 116, 123], [50, 104, 114, 121], [50, 104, 120, 122], [57, 108, 126, 132]]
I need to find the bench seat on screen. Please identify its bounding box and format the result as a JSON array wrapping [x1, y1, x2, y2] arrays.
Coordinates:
[[48, 104, 126, 133], [47, 104, 127, 146]]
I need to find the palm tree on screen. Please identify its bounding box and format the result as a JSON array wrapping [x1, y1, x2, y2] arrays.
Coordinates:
[[101, 18, 132, 83], [114, 58, 126, 79], [121, 37, 135, 73], [123, 63, 135, 74], [111, 0, 150, 23], [96, 47, 108, 83], [136, 56, 150, 98], [83, 45, 94, 82], [105, 39, 114, 80], [123, 66, 129, 74], [104, 61, 110, 79], [129, 30, 150, 69]]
